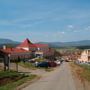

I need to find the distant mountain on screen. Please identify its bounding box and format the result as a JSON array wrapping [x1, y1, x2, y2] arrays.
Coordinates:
[[38, 40, 90, 47], [1, 38, 90, 47], [0, 38, 20, 44]]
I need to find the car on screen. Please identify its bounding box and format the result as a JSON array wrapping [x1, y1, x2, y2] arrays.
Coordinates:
[[36, 61, 51, 68], [49, 62, 57, 67], [65, 60, 69, 62], [60, 59, 64, 63], [55, 60, 61, 65]]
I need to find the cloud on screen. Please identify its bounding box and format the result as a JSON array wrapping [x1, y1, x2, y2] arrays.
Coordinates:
[[67, 25, 75, 29], [57, 31, 65, 35], [86, 26, 90, 30], [73, 30, 81, 32], [73, 26, 90, 33]]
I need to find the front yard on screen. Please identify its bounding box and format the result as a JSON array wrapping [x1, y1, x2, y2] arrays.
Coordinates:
[[0, 70, 37, 90], [19, 61, 36, 70]]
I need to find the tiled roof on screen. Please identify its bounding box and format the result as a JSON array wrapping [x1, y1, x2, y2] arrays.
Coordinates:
[[17, 38, 36, 47], [1, 48, 31, 54], [17, 38, 49, 48]]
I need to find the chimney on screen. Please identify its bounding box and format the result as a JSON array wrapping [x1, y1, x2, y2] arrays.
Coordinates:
[[3, 45, 7, 49]]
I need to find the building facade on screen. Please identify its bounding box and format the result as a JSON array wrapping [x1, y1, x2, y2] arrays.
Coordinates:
[[0, 38, 55, 60], [80, 49, 90, 63]]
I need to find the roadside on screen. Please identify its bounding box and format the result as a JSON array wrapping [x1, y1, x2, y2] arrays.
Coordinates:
[[22, 62, 77, 90], [69, 62, 90, 90], [0, 61, 57, 90], [0, 70, 37, 90]]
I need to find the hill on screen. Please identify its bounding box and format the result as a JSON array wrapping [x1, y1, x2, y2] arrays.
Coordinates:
[[0, 38, 90, 47], [0, 38, 20, 44], [38, 40, 90, 47]]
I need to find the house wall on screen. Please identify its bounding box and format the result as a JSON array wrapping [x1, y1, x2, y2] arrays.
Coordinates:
[[17, 47, 29, 51], [80, 50, 90, 62], [17, 47, 36, 51]]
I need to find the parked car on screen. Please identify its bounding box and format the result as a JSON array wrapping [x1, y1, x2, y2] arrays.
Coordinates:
[[55, 60, 61, 65], [36, 61, 51, 68], [60, 59, 64, 63], [49, 62, 57, 67], [65, 60, 69, 62]]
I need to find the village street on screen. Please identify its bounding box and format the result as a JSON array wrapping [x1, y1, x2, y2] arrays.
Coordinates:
[[22, 62, 78, 90]]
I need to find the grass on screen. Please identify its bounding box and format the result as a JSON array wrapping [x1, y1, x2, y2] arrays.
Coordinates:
[[19, 62, 36, 70], [75, 63, 90, 82], [45, 68, 54, 72], [35, 58, 47, 62], [76, 63, 90, 71], [0, 70, 20, 77], [70, 62, 90, 82], [0, 74, 37, 90]]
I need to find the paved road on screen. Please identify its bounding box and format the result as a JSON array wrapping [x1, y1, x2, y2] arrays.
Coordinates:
[[22, 62, 77, 90]]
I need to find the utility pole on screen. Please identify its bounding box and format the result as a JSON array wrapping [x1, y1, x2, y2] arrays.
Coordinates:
[[8, 54, 11, 71], [16, 56, 20, 72]]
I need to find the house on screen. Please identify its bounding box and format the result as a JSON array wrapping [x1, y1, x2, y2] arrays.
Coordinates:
[[1, 47, 32, 60], [80, 49, 90, 63], [1, 38, 55, 60]]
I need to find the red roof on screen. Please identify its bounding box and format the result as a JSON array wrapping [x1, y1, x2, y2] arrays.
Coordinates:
[[1, 48, 31, 54], [34, 43, 48, 48], [17, 38, 36, 47], [17, 38, 49, 48]]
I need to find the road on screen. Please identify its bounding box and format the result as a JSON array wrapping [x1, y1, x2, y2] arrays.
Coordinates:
[[22, 62, 77, 90]]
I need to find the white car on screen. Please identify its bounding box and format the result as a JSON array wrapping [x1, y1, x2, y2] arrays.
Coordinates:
[[55, 60, 61, 65]]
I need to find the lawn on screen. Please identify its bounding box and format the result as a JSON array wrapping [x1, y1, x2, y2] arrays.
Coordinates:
[[35, 58, 47, 62], [0, 70, 19, 77], [0, 74, 37, 90], [19, 62, 36, 70]]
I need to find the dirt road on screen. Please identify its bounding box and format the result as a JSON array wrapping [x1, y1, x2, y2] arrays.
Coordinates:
[[22, 62, 77, 90]]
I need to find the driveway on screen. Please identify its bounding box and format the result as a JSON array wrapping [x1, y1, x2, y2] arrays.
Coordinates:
[[22, 62, 77, 90]]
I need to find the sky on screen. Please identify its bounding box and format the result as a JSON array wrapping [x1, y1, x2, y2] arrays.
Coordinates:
[[0, 0, 90, 42]]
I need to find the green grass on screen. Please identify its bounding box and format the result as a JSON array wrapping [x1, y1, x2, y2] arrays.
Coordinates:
[[75, 63, 90, 71], [75, 63, 90, 82], [45, 68, 54, 72], [0, 74, 37, 90], [19, 62, 36, 70], [35, 58, 47, 62], [0, 70, 20, 77], [53, 46, 77, 50]]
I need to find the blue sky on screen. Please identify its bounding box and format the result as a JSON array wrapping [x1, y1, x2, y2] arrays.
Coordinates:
[[0, 0, 90, 42]]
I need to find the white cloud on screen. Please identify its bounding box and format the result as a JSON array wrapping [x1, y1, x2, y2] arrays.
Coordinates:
[[67, 25, 75, 29], [57, 31, 65, 35], [86, 26, 90, 30], [73, 30, 81, 32], [60, 32, 65, 34]]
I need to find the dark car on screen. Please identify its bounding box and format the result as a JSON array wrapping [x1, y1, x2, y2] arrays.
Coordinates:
[[36, 62, 51, 68]]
